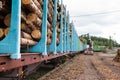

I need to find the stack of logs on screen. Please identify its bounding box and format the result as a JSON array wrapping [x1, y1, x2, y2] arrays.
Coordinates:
[[113, 49, 120, 62], [70, 23, 72, 38], [0, 0, 11, 40], [0, 0, 62, 48]]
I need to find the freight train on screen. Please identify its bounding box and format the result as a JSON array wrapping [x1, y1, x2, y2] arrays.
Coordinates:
[[0, 0, 87, 79]]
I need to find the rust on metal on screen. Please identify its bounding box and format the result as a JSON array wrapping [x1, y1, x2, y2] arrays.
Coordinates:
[[0, 52, 73, 72]]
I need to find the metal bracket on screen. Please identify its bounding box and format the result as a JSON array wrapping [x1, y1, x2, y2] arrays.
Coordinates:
[[63, 7, 67, 52], [30, 0, 48, 56], [0, 0, 21, 59], [47, 0, 57, 54], [66, 12, 70, 52], [57, 0, 63, 53]]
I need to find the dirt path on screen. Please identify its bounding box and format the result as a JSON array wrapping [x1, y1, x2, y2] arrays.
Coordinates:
[[38, 53, 120, 80]]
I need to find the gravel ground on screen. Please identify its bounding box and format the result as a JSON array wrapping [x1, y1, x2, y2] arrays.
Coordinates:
[[38, 52, 120, 80]]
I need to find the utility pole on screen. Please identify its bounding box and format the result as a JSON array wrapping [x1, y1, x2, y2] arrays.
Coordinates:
[[109, 36, 113, 49]]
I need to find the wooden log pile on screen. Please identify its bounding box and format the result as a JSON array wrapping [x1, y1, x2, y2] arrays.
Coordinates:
[[0, 0, 11, 40], [0, 0, 62, 48], [113, 49, 120, 62], [69, 23, 72, 38]]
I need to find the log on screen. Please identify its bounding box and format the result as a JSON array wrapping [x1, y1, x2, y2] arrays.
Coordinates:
[[21, 31, 32, 40], [0, 0, 11, 14], [57, 13, 60, 21], [21, 10, 27, 21], [56, 21, 60, 27], [57, 27, 60, 33], [0, 28, 4, 38], [26, 13, 42, 27], [48, 2, 54, 16], [21, 22, 32, 34], [21, 38, 37, 46], [47, 37, 52, 45], [37, 0, 43, 6], [21, 11, 37, 30], [47, 28, 52, 36], [57, 33, 60, 38], [31, 29, 41, 40], [21, 22, 27, 30], [113, 49, 120, 62], [4, 14, 11, 27], [49, 0, 54, 8], [47, 3, 54, 23], [47, 20, 52, 29], [33, 0, 42, 12], [56, 38, 59, 45], [4, 27, 9, 36], [22, 0, 42, 19]]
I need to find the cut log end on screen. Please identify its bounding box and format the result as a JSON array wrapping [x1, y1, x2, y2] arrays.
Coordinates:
[[4, 14, 11, 27], [22, 0, 31, 5], [31, 29, 41, 40], [21, 22, 27, 30], [0, 28, 4, 38], [27, 13, 37, 23], [47, 38, 52, 45], [4, 28, 10, 36]]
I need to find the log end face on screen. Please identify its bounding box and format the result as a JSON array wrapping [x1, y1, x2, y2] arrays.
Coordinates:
[[4, 28, 9, 36], [31, 29, 41, 40], [22, 0, 31, 5]]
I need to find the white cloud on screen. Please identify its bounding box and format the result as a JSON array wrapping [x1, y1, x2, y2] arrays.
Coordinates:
[[63, 0, 120, 43]]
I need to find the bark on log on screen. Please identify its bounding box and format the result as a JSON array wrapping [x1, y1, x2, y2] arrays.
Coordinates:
[[21, 11, 37, 30], [57, 27, 60, 33], [21, 38, 37, 46], [22, 0, 42, 19], [26, 13, 42, 27], [21, 22, 32, 34], [47, 20, 52, 29], [47, 28, 52, 36], [37, 0, 43, 6], [21, 31, 32, 40], [56, 38, 59, 45], [33, 0, 42, 12], [48, 2, 54, 16]]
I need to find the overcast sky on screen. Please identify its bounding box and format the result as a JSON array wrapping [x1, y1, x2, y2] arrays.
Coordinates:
[[63, 0, 120, 43]]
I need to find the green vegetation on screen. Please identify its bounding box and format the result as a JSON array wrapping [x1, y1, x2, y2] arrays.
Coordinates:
[[79, 34, 120, 50]]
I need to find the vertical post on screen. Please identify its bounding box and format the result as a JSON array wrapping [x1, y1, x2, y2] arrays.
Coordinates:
[[30, 0, 48, 56], [57, 0, 63, 53], [71, 23, 73, 51], [0, 0, 21, 59], [40, 0, 48, 55], [63, 6, 67, 52], [66, 11, 70, 52], [48, 0, 57, 54], [10, 0, 21, 59]]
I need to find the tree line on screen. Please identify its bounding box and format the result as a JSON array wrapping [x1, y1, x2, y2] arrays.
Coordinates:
[[79, 34, 120, 49]]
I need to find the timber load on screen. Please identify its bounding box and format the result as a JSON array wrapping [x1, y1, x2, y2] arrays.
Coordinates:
[[113, 49, 120, 62], [0, 0, 62, 49]]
